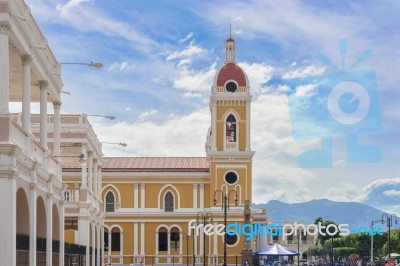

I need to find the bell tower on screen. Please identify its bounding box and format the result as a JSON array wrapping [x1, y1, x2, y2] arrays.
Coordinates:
[[206, 35, 255, 211]]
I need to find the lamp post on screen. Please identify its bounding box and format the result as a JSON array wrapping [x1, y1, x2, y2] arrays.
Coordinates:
[[382, 214, 398, 259], [214, 189, 238, 266], [197, 212, 213, 266], [61, 62, 103, 69], [87, 114, 116, 120], [102, 142, 127, 147], [331, 237, 333, 266], [192, 228, 195, 266], [370, 219, 381, 266]]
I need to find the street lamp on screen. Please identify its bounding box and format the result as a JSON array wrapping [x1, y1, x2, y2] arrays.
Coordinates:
[[370, 219, 381, 266], [382, 214, 398, 259], [87, 114, 116, 120], [61, 62, 103, 69], [214, 189, 238, 266], [102, 142, 127, 147], [197, 212, 213, 266]]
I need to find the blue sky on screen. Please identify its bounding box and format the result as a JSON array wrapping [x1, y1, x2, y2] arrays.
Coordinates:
[[24, 0, 400, 213]]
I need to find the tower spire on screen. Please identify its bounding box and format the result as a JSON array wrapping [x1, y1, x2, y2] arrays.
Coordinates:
[[225, 26, 235, 62]]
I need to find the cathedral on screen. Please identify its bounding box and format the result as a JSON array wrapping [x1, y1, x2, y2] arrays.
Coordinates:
[[93, 36, 266, 265]]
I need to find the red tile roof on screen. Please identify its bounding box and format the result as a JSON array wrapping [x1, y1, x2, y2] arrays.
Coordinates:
[[216, 62, 247, 86], [63, 157, 210, 172]]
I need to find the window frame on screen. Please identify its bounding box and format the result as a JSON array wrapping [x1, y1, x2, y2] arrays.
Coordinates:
[[164, 191, 174, 212], [105, 191, 116, 212]]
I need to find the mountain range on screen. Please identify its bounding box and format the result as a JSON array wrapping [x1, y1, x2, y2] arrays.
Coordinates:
[[253, 199, 388, 230]]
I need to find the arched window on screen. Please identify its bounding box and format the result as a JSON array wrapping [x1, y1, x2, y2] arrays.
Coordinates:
[[226, 114, 237, 143], [158, 227, 168, 251], [111, 227, 121, 251], [105, 191, 115, 212], [170, 227, 180, 251], [164, 191, 174, 212]]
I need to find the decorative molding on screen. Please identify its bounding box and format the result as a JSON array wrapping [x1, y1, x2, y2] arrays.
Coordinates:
[[20, 54, 33, 65], [39, 80, 49, 90], [0, 21, 12, 34], [52, 101, 62, 109]]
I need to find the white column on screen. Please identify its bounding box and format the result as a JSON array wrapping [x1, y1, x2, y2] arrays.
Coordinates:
[[91, 224, 96, 266], [81, 145, 87, 188], [21, 54, 33, 133], [246, 102, 251, 151], [211, 103, 217, 150], [100, 224, 104, 266], [87, 152, 93, 193], [140, 183, 145, 210], [60, 198, 65, 266], [140, 223, 145, 256], [134, 222, 138, 256], [0, 22, 11, 114], [0, 173, 16, 265], [46, 191, 53, 265], [96, 224, 101, 266], [199, 183, 204, 209], [78, 218, 90, 265], [39, 80, 49, 149], [193, 183, 198, 209], [93, 160, 98, 197], [29, 183, 37, 266], [53, 101, 61, 157], [134, 183, 139, 209]]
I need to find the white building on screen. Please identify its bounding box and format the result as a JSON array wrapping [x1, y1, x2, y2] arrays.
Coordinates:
[[0, 0, 64, 265], [0, 0, 105, 265]]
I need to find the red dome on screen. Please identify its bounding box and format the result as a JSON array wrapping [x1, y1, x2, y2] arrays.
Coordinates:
[[226, 37, 235, 42], [215, 62, 247, 87]]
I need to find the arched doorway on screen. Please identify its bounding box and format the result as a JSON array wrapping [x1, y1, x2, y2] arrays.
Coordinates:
[[16, 188, 29, 264]]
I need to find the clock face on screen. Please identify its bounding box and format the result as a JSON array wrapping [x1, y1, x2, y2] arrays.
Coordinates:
[[225, 81, 237, 92]]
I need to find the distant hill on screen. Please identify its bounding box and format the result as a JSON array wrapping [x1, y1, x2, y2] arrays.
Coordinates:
[[253, 199, 386, 230]]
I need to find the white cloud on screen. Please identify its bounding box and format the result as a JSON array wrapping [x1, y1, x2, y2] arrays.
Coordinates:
[[166, 43, 207, 62], [108, 61, 133, 72], [382, 189, 400, 197], [282, 65, 326, 79], [54, 0, 157, 51], [295, 84, 318, 97], [179, 32, 194, 44], [239, 62, 275, 93], [93, 108, 210, 157], [137, 110, 158, 121], [173, 62, 217, 94]]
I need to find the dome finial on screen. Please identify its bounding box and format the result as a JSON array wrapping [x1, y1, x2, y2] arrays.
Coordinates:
[[229, 23, 232, 38]]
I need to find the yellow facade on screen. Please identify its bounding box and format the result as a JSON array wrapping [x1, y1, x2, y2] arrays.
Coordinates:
[[98, 37, 264, 265]]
